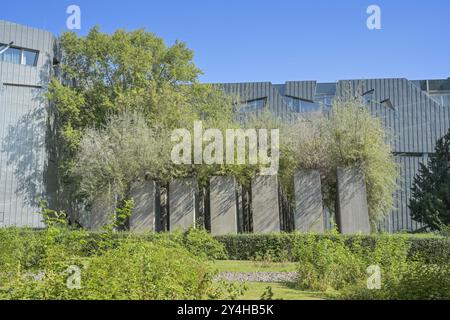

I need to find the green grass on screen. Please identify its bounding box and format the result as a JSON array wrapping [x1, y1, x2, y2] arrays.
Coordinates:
[[211, 260, 325, 300], [388, 232, 442, 239], [209, 260, 297, 273], [239, 282, 325, 300]]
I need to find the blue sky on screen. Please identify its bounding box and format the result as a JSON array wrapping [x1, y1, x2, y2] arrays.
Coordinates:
[[1, 0, 449, 83]]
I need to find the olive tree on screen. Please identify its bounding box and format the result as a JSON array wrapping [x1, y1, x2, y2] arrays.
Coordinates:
[[280, 96, 398, 228]]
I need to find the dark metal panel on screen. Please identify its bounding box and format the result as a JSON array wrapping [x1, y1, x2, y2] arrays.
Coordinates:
[[285, 81, 317, 101], [407, 80, 414, 152], [400, 79, 407, 153], [395, 156, 403, 231], [442, 100, 450, 134], [392, 79, 400, 151], [407, 156, 415, 230]]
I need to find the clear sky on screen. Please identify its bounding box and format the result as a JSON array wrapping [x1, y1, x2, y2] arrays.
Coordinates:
[[1, 0, 449, 83]]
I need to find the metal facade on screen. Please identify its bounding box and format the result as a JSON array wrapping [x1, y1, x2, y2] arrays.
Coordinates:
[[0, 20, 55, 227]]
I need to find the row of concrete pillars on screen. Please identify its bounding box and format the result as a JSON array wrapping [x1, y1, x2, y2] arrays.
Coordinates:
[[91, 166, 371, 235]]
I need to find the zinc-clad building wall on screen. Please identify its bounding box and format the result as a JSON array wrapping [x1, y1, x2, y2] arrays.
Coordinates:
[[0, 20, 55, 227]]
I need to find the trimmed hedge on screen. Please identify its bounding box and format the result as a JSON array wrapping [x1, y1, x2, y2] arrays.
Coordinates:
[[214, 233, 450, 263], [6, 228, 449, 264]]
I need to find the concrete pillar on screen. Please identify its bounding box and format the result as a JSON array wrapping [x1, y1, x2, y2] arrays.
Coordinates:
[[210, 176, 238, 235], [169, 178, 197, 231], [251, 175, 280, 233], [336, 166, 371, 234], [294, 170, 325, 233], [236, 184, 244, 233], [89, 192, 116, 231], [129, 180, 158, 232]]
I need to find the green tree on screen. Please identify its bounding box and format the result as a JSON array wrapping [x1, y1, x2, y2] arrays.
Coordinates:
[[47, 27, 236, 217], [410, 129, 450, 231], [280, 93, 398, 228]]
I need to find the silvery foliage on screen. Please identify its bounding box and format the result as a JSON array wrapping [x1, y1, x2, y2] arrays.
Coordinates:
[[73, 111, 172, 206]]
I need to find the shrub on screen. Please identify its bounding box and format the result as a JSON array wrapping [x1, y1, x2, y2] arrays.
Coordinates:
[[440, 225, 450, 237], [341, 260, 450, 300], [385, 263, 450, 300], [0, 208, 230, 300], [108, 228, 228, 260], [215, 233, 298, 261], [294, 234, 366, 291], [252, 248, 291, 267], [5, 239, 223, 300], [176, 228, 228, 260], [0, 227, 235, 300], [0, 228, 46, 283], [291, 234, 450, 300]]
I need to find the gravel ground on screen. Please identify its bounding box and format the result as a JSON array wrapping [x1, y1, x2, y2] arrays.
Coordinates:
[[215, 272, 298, 283]]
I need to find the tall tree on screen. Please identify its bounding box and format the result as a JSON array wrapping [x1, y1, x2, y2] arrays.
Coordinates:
[[410, 129, 450, 230], [47, 27, 235, 214]]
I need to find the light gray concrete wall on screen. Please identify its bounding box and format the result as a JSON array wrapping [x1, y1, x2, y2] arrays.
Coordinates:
[[251, 175, 280, 233], [0, 20, 55, 228], [129, 180, 158, 233], [210, 176, 238, 235], [336, 166, 371, 234], [169, 178, 197, 231], [88, 193, 116, 231], [294, 170, 325, 233]]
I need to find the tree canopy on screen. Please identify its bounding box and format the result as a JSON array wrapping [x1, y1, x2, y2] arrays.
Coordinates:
[[48, 27, 398, 230], [280, 95, 398, 229], [47, 27, 237, 215]]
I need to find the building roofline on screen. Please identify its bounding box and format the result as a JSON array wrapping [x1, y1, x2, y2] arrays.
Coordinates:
[[0, 20, 55, 39]]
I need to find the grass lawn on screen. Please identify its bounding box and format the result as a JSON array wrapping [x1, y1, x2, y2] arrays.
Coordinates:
[[210, 260, 326, 300], [209, 260, 297, 273], [239, 282, 325, 300]]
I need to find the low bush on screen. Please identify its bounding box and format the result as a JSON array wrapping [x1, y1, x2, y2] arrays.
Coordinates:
[[163, 228, 228, 260], [341, 261, 450, 300], [4, 238, 228, 300], [215, 233, 296, 261], [0, 226, 232, 300], [0, 228, 45, 273], [293, 234, 412, 292], [294, 234, 366, 291], [291, 234, 450, 300], [2, 226, 449, 300], [216, 232, 450, 299]]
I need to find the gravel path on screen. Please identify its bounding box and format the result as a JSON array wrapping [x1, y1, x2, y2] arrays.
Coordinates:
[[215, 272, 298, 283]]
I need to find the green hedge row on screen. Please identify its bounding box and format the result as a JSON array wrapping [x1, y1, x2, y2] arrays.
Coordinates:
[[214, 233, 450, 263], [19, 229, 450, 263]]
